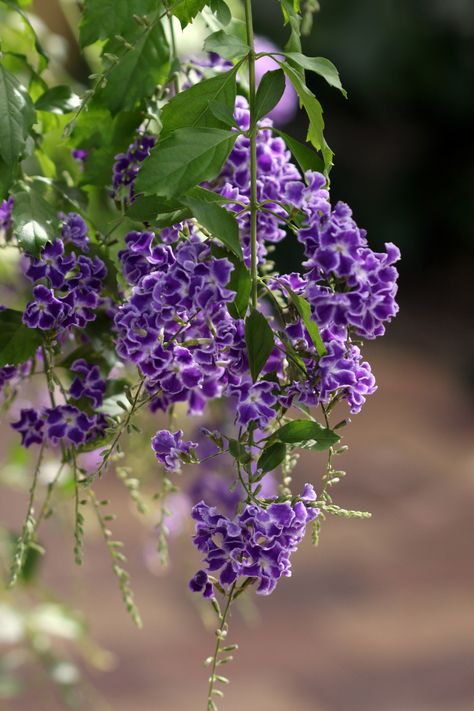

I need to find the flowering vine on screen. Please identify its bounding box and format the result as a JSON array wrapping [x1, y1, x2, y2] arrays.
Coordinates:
[[0, 0, 399, 708]]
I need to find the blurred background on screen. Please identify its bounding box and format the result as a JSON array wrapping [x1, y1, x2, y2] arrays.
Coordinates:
[[1, 0, 473, 709]]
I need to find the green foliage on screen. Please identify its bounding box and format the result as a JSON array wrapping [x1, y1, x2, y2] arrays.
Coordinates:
[[0, 64, 35, 167], [273, 128, 324, 174], [227, 262, 252, 319], [283, 52, 347, 97], [280, 0, 303, 53], [11, 187, 59, 255], [286, 287, 326, 356], [79, 0, 158, 47], [257, 441, 286, 475], [244, 309, 275, 382], [135, 127, 238, 199], [270, 419, 339, 448], [127, 195, 191, 226], [74, 109, 143, 188], [35, 86, 81, 114], [172, 0, 209, 28], [208, 0, 231, 26], [100, 17, 170, 114], [160, 67, 239, 136], [0, 309, 42, 368], [203, 30, 250, 60], [4, 0, 49, 72], [279, 61, 333, 172], [254, 69, 285, 122], [182, 193, 242, 259]]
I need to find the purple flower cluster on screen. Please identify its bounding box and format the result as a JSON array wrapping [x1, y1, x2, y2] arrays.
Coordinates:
[[11, 359, 107, 449], [189, 484, 318, 596], [69, 359, 106, 408], [112, 134, 155, 203], [293, 173, 400, 340], [212, 96, 301, 265], [115, 231, 257, 415], [151, 429, 197, 473], [247, 170, 399, 413], [22, 216, 107, 332], [11, 406, 104, 448], [61, 212, 90, 252]]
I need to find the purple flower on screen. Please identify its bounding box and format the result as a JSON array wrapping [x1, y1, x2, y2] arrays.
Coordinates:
[[11, 408, 44, 447], [214, 96, 301, 265], [23, 285, 66, 330], [0, 365, 18, 393], [61, 212, 89, 252], [151, 430, 197, 473], [189, 570, 213, 598], [230, 378, 277, 429], [190, 485, 318, 596], [69, 359, 106, 408], [45, 405, 96, 446], [72, 149, 88, 169], [112, 134, 155, 203], [25, 240, 75, 288], [0, 196, 13, 233]]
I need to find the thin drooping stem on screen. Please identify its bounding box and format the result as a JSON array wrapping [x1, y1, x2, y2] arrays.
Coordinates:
[[206, 582, 237, 710], [244, 0, 258, 310], [9, 441, 46, 587], [96, 379, 145, 477]]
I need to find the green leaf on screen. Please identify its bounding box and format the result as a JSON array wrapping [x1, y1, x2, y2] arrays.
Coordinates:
[[181, 194, 242, 260], [209, 0, 231, 25], [135, 127, 237, 199], [207, 100, 238, 128], [279, 61, 333, 173], [0, 309, 42, 367], [11, 188, 59, 256], [78, 429, 115, 453], [160, 67, 239, 137], [172, 0, 208, 28], [126, 195, 191, 224], [245, 310, 275, 382], [0, 64, 35, 166], [35, 85, 81, 114], [280, 0, 303, 53], [286, 287, 326, 356], [203, 30, 250, 60], [283, 53, 347, 97], [100, 20, 170, 114], [79, 0, 157, 47], [228, 438, 251, 464], [5, 1, 49, 72], [271, 419, 339, 448], [257, 441, 286, 475], [78, 110, 143, 188], [227, 261, 251, 319], [255, 69, 285, 122], [274, 129, 324, 174]]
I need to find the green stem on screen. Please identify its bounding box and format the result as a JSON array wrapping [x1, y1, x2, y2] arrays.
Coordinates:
[[96, 379, 145, 478], [244, 0, 258, 310], [9, 441, 46, 587], [207, 582, 237, 710]]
